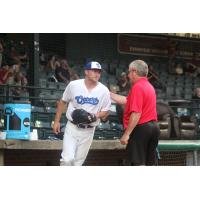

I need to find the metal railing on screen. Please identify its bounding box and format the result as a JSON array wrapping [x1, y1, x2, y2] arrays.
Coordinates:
[[1, 84, 200, 140]]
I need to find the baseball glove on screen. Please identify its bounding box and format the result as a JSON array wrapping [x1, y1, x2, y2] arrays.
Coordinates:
[[71, 109, 97, 125]]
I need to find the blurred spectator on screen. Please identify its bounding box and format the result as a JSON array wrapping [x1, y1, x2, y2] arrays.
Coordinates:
[[55, 59, 79, 84], [148, 65, 159, 81], [39, 52, 47, 73], [117, 72, 130, 94], [46, 55, 60, 72], [184, 52, 200, 77], [0, 64, 14, 84], [40, 53, 46, 65], [0, 40, 10, 68], [12, 72, 28, 100], [110, 84, 119, 94], [55, 59, 71, 84], [192, 87, 200, 109], [148, 65, 166, 91], [167, 38, 178, 74], [70, 67, 80, 81], [12, 63, 21, 73], [175, 63, 184, 75], [10, 41, 27, 62], [0, 40, 3, 67], [192, 87, 200, 100]]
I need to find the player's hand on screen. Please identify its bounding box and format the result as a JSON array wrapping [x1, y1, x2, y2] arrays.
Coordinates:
[[120, 133, 130, 145], [53, 121, 60, 134]]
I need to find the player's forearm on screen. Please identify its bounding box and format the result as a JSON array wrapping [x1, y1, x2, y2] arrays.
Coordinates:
[[124, 112, 141, 136], [110, 92, 127, 105], [54, 100, 66, 122], [96, 111, 109, 120]]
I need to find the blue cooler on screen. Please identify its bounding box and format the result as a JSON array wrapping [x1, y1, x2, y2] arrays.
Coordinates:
[[4, 102, 31, 140]]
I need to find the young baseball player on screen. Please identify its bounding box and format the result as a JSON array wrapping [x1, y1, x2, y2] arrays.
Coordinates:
[[53, 61, 111, 166]]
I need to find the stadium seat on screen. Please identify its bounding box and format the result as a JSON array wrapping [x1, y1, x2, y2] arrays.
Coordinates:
[[31, 106, 44, 113], [176, 116, 198, 139], [109, 60, 118, 75], [158, 114, 171, 139], [166, 86, 174, 97], [47, 82, 57, 89], [175, 87, 184, 98], [101, 62, 109, 72], [96, 121, 110, 131], [110, 122, 123, 131], [34, 120, 53, 139], [39, 78, 47, 88], [57, 82, 66, 91], [103, 130, 121, 140], [108, 76, 117, 85]]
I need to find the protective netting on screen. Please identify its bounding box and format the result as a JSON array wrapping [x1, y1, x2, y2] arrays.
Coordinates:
[[158, 151, 187, 166]]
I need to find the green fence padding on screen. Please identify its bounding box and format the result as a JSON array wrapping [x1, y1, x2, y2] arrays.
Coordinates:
[[158, 140, 200, 151]]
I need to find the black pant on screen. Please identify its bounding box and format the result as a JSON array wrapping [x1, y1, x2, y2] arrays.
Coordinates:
[[126, 121, 160, 166]]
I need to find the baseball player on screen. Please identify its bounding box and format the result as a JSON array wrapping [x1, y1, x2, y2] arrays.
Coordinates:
[[53, 61, 111, 166]]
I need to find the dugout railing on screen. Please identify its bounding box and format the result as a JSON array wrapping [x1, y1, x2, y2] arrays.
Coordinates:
[[1, 83, 200, 140]]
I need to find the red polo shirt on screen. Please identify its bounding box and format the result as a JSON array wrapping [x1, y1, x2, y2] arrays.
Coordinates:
[[123, 77, 157, 129]]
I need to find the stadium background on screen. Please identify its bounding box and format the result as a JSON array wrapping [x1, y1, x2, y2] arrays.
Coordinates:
[[1, 33, 200, 165]]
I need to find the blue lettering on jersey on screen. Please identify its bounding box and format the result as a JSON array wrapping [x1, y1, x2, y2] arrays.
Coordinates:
[[75, 95, 99, 105]]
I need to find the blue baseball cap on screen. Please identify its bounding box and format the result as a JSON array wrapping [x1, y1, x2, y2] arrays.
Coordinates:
[[84, 61, 102, 70]]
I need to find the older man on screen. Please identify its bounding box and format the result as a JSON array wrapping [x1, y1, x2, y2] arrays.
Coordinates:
[[110, 60, 160, 165]]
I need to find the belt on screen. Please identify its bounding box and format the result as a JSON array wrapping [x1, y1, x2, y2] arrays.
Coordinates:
[[70, 121, 93, 129], [136, 120, 156, 127]]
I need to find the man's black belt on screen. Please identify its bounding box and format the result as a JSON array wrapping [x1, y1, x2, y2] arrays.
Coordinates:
[[136, 120, 156, 127], [70, 121, 93, 129]]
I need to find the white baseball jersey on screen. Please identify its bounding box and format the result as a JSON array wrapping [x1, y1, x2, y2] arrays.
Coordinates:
[[62, 79, 111, 126]]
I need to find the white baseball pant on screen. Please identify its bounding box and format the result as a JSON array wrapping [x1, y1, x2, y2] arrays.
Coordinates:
[[60, 121, 95, 166]]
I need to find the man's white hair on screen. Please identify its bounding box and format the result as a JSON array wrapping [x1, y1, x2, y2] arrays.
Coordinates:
[[129, 60, 148, 77]]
